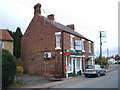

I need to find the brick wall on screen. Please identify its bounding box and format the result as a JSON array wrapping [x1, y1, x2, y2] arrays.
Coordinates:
[[21, 14, 64, 77], [63, 32, 70, 50]]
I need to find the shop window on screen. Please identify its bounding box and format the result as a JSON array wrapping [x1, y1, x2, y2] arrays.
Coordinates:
[[55, 32, 61, 50], [76, 58, 80, 71], [67, 57, 72, 72]]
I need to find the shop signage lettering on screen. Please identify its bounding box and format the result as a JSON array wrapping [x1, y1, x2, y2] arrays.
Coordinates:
[[75, 40, 83, 50]]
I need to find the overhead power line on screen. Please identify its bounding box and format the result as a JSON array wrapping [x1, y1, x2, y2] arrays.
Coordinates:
[[13, 0, 97, 38]]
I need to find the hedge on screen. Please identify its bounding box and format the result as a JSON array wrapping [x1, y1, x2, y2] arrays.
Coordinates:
[[2, 49, 16, 87]]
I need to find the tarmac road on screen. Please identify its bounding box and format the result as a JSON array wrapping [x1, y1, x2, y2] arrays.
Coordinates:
[[7, 65, 119, 89], [51, 68, 118, 88]]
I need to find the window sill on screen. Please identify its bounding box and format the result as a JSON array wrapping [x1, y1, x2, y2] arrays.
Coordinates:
[[82, 50, 85, 52], [67, 71, 73, 73], [70, 48, 75, 50], [89, 51, 92, 53], [55, 47, 61, 50]]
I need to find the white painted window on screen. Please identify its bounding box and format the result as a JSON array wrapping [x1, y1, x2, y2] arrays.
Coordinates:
[[81, 39, 85, 52], [67, 57, 73, 72], [55, 32, 61, 50], [70, 35, 75, 50], [88, 60, 92, 65], [0, 42, 4, 48], [88, 57, 95, 65], [76, 58, 80, 71], [89, 41, 92, 53]]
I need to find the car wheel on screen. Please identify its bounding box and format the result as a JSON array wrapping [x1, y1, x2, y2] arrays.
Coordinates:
[[85, 75, 88, 77], [97, 73, 100, 77], [103, 72, 106, 76]]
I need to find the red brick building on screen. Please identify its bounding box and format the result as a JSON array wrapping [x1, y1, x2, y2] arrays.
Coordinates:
[[21, 3, 95, 78]]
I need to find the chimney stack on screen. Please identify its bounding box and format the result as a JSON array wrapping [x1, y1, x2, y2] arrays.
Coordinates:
[[67, 24, 75, 30], [34, 3, 41, 15], [47, 14, 55, 20]]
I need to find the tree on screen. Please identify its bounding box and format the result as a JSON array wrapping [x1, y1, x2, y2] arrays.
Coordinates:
[[13, 27, 23, 59], [95, 57, 108, 66], [2, 49, 16, 87], [7, 30, 13, 38], [8, 27, 23, 59]]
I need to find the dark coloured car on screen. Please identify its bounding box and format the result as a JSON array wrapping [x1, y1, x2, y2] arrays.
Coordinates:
[[83, 65, 106, 77]]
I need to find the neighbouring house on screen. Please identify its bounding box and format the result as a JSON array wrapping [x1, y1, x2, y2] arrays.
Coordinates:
[[0, 29, 14, 54], [21, 3, 95, 78], [108, 58, 115, 64]]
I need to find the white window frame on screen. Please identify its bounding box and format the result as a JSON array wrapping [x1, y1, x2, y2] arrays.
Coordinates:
[[0, 42, 4, 48], [89, 56, 95, 65], [76, 58, 80, 71], [67, 57, 73, 73], [76, 57, 82, 72], [70, 35, 75, 50], [81, 39, 85, 52], [89, 41, 92, 53], [88, 57, 92, 65], [55, 32, 61, 50]]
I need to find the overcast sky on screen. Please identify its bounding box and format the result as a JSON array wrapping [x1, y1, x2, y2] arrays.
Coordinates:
[[0, 0, 119, 57]]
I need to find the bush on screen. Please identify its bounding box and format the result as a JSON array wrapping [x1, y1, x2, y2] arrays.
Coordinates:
[[16, 66, 23, 76], [95, 57, 108, 66], [2, 49, 16, 87]]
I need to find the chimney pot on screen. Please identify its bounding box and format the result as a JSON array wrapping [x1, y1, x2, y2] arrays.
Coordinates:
[[47, 14, 55, 20], [34, 3, 42, 15]]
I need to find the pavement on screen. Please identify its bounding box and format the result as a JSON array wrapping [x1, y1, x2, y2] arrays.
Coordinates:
[[105, 64, 119, 72], [9, 64, 119, 89]]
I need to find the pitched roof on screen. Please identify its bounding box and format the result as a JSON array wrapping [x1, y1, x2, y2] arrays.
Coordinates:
[[39, 15, 93, 42], [0, 29, 13, 41]]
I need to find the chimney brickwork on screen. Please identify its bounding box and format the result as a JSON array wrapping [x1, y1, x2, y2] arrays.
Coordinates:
[[34, 3, 41, 15], [67, 24, 75, 30], [47, 14, 55, 20]]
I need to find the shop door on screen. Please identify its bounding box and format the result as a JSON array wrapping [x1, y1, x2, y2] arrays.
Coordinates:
[[73, 58, 76, 76]]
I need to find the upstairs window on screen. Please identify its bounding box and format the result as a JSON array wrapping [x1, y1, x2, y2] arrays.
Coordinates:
[[89, 41, 92, 53], [70, 35, 75, 50], [75, 40, 83, 50], [75, 39, 85, 52], [55, 32, 61, 50], [81, 39, 85, 52]]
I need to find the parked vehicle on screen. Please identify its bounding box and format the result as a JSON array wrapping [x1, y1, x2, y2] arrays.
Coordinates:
[[83, 65, 106, 77]]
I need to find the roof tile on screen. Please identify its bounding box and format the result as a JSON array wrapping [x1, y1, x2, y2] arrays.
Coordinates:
[[39, 15, 93, 42], [0, 29, 13, 41]]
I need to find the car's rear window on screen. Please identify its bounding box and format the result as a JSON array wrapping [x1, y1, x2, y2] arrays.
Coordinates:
[[95, 65, 100, 69], [85, 65, 95, 69]]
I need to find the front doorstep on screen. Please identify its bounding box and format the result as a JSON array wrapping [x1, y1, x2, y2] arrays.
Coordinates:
[[68, 71, 81, 77]]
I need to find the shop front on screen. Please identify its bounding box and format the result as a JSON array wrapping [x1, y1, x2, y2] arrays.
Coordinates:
[[65, 50, 85, 78]]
